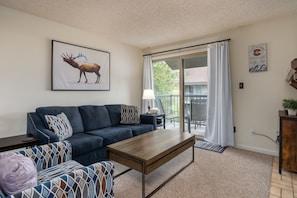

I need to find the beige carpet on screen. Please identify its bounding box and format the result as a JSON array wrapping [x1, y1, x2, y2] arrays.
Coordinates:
[[113, 147, 273, 198]]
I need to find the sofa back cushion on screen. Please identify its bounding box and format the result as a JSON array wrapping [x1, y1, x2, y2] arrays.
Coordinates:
[[105, 104, 122, 126], [79, 105, 112, 131], [36, 106, 84, 134]]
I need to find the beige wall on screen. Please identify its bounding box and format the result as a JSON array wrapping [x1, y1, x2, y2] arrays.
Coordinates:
[[0, 6, 143, 138], [151, 13, 297, 155], [230, 13, 297, 155]]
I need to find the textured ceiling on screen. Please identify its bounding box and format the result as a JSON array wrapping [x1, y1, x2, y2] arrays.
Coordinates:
[[0, 0, 297, 48]]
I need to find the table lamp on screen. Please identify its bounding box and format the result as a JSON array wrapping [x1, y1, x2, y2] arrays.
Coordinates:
[[142, 89, 155, 113]]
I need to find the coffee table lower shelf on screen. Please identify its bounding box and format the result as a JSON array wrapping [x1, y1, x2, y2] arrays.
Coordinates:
[[112, 147, 194, 198]]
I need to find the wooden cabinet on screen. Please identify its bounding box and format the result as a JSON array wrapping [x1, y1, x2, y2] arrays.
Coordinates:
[[279, 111, 297, 173]]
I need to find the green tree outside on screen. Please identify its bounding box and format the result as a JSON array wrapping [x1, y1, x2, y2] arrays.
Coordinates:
[[153, 61, 178, 95]]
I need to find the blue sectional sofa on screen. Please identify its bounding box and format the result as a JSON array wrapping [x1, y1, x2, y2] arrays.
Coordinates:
[[27, 104, 156, 165]]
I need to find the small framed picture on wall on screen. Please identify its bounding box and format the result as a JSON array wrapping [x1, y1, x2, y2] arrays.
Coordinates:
[[248, 43, 267, 73]]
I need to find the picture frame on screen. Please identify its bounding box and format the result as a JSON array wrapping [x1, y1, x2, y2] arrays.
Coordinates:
[[51, 40, 110, 91], [248, 43, 267, 73]]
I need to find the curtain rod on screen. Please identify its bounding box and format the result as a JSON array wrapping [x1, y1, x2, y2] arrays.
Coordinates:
[[143, 38, 231, 56]]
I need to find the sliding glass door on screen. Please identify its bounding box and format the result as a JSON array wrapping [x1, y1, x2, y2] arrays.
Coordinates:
[[153, 51, 208, 135]]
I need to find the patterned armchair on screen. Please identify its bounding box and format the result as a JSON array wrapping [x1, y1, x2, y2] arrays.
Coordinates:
[[0, 141, 114, 198]]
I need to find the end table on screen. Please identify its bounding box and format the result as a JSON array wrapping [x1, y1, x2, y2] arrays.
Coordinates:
[[140, 113, 166, 129], [0, 134, 40, 152]]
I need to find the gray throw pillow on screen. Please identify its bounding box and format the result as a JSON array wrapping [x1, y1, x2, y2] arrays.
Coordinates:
[[120, 105, 140, 124]]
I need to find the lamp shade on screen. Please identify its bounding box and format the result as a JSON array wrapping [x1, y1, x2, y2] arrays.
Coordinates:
[[142, 89, 155, 100]]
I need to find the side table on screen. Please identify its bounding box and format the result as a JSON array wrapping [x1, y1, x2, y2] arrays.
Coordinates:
[[0, 134, 40, 152], [140, 113, 166, 129]]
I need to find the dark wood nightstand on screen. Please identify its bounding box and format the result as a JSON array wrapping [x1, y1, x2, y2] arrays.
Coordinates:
[[140, 113, 166, 129], [0, 134, 40, 152]]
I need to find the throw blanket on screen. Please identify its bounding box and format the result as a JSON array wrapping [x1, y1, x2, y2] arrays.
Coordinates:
[[0, 153, 37, 195]]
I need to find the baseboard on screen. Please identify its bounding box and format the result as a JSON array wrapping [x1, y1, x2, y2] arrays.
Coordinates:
[[235, 144, 279, 156]]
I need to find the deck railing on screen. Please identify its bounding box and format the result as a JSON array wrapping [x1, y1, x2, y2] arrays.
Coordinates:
[[156, 94, 207, 118]]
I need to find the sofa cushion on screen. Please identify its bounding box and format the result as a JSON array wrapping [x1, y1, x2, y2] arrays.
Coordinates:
[[79, 105, 112, 131], [37, 160, 83, 184], [118, 124, 154, 136], [120, 105, 140, 124], [86, 127, 133, 146], [36, 106, 84, 134], [66, 133, 104, 157], [45, 112, 73, 141], [105, 104, 122, 126]]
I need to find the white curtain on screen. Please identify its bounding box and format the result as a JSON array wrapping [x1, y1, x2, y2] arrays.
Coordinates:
[[204, 41, 235, 147], [142, 55, 154, 113]]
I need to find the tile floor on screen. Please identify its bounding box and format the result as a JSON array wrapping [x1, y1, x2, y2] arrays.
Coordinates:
[[270, 157, 297, 198]]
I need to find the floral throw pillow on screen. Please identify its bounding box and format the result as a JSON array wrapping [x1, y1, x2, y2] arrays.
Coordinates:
[[45, 112, 73, 141], [120, 105, 140, 124]]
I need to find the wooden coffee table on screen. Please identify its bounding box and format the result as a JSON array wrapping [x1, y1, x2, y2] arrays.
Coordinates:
[[107, 129, 195, 198]]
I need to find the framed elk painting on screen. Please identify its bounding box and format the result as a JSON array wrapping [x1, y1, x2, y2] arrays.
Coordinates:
[[51, 40, 110, 91]]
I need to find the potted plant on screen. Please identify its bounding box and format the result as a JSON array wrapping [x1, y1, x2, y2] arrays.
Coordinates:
[[282, 99, 297, 115]]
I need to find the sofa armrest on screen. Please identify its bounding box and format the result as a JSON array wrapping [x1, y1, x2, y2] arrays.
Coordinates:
[[27, 112, 59, 144], [17, 141, 72, 172], [8, 161, 114, 198], [140, 114, 157, 130]]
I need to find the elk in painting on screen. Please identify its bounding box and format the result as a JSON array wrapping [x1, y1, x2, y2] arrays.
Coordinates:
[[61, 53, 101, 83]]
